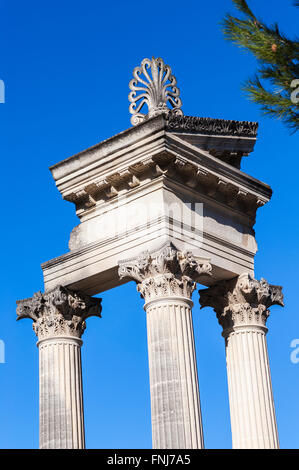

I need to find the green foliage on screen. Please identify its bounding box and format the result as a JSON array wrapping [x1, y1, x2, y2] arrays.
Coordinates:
[[222, 0, 299, 132]]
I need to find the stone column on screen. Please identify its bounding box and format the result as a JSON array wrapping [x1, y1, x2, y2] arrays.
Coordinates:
[[16, 286, 102, 449], [119, 242, 212, 449], [198, 273, 284, 449]]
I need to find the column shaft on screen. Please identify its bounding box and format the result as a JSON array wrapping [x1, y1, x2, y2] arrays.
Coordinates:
[[198, 273, 283, 449], [118, 242, 212, 449], [225, 327, 278, 449], [146, 298, 204, 449], [39, 337, 85, 449], [17, 285, 102, 449]]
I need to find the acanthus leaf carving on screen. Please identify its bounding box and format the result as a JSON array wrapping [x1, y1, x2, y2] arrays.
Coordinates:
[[198, 273, 284, 333], [16, 285, 102, 340], [118, 242, 212, 303]]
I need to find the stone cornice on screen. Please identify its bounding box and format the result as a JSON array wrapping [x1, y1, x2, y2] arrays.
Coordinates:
[[198, 273, 284, 333], [61, 149, 271, 219], [166, 134, 270, 198], [50, 114, 257, 176], [118, 242, 212, 303], [49, 114, 264, 218], [16, 286, 102, 340], [166, 114, 258, 137]]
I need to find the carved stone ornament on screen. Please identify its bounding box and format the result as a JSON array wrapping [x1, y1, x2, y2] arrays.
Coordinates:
[[198, 273, 284, 333], [16, 285, 102, 340], [118, 242, 212, 303], [64, 150, 268, 218], [129, 57, 183, 126], [166, 114, 258, 137]]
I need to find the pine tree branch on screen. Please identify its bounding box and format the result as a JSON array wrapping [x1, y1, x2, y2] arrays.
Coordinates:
[[244, 76, 299, 131], [222, 0, 299, 132], [231, 0, 256, 20]]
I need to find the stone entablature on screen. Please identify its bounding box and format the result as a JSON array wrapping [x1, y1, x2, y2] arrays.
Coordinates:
[[198, 273, 284, 333], [50, 115, 266, 219], [16, 286, 102, 340], [44, 107, 269, 299], [61, 148, 270, 219], [41, 112, 268, 295], [118, 242, 212, 303], [40, 58, 273, 306]]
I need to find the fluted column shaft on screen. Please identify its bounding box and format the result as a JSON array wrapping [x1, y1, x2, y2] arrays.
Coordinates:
[[119, 242, 212, 449], [38, 336, 85, 449], [224, 325, 278, 448], [17, 285, 102, 449], [145, 296, 203, 449], [199, 273, 284, 449]]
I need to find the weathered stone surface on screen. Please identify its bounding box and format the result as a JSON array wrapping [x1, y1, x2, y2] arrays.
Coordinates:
[[198, 273, 283, 333], [38, 336, 85, 449], [166, 114, 258, 137], [17, 56, 284, 451], [42, 113, 269, 295], [16, 285, 102, 340], [129, 57, 183, 125], [55, 120, 266, 215], [198, 274, 284, 449], [119, 243, 209, 449], [16, 286, 102, 449], [119, 241, 211, 302]]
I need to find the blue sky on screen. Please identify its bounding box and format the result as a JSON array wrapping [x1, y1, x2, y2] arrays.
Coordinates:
[[1, 0, 298, 449]]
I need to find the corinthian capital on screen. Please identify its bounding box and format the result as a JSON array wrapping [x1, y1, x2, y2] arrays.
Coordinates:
[[198, 273, 284, 332], [16, 285, 102, 340], [118, 242, 212, 302]]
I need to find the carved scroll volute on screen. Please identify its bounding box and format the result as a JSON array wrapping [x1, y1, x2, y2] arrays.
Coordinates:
[[129, 57, 183, 126], [16, 286, 102, 340]]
